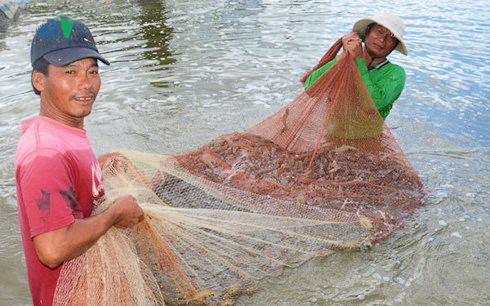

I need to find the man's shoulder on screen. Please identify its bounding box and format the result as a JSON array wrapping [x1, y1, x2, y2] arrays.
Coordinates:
[[384, 61, 405, 73], [18, 118, 64, 149], [381, 61, 406, 80], [16, 117, 72, 167]]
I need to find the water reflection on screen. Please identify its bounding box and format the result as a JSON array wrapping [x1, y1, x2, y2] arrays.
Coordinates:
[[0, 0, 28, 33], [135, 0, 175, 89]]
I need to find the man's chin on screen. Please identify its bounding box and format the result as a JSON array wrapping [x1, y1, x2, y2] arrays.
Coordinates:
[[368, 50, 389, 59], [74, 110, 92, 118]]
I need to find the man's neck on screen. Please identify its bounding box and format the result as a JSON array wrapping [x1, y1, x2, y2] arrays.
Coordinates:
[[39, 95, 86, 129], [369, 57, 387, 69], [39, 108, 84, 129]]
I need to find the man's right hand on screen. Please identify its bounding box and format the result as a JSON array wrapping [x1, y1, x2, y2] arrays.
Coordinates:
[[109, 195, 144, 228]]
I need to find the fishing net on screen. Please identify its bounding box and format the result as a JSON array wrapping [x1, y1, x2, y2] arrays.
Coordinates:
[[53, 39, 424, 305]]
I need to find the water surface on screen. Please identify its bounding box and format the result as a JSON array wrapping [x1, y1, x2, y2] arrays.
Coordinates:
[[1, 0, 489, 305]]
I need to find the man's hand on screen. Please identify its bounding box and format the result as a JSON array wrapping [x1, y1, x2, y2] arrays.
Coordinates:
[[98, 151, 124, 169], [342, 32, 363, 58], [32, 194, 143, 268], [109, 195, 144, 228]]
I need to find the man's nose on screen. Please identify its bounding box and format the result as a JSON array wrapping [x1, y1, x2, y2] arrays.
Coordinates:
[[377, 34, 388, 44], [78, 73, 92, 90]]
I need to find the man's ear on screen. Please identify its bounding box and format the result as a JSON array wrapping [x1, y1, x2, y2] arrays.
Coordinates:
[[32, 70, 46, 93]]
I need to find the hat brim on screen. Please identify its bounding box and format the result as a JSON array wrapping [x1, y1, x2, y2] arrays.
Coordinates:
[[43, 47, 111, 66], [352, 18, 408, 56]]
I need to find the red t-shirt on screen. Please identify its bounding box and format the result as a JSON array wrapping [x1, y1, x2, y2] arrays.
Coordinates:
[[15, 116, 105, 306]]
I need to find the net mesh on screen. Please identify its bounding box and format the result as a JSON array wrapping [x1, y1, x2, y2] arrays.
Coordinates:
[[53, 39, 424, 305]]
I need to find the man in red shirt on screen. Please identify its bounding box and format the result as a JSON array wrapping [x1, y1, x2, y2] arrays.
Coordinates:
[[15, 16, 144, 305]]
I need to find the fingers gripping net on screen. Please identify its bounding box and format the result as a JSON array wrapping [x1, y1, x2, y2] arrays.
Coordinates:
[[54, 39, 423, 305]]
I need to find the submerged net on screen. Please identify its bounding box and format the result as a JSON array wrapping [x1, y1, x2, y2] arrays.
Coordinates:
[[53, 39, 424, 305]]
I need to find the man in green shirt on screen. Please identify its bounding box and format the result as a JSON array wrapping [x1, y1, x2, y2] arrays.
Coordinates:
[[304, 13, 408, 120]]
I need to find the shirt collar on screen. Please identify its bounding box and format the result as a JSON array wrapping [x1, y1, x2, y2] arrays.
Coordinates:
[[370, 58, 389, 70]]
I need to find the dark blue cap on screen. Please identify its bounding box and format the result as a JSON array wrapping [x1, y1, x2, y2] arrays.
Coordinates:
[[31, 16, 110, 67]]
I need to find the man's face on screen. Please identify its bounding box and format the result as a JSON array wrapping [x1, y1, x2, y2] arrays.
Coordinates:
[[35, 57, 101, 127], [365, 24, 398, 59]]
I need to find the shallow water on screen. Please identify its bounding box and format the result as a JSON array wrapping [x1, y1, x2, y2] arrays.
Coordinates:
[[1, 0, 489, 305]]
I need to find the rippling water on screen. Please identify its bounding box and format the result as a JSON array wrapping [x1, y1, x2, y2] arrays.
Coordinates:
[[1, 0, 489, 305]]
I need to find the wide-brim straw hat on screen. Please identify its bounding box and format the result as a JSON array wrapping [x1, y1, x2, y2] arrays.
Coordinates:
[[352, 13, 408, 56]]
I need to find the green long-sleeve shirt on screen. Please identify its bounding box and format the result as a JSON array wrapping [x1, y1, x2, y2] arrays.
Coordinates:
[[304, 57, 406, 120]]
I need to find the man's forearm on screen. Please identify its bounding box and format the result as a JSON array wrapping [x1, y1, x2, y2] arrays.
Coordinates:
[[33, 206, 117, 268]]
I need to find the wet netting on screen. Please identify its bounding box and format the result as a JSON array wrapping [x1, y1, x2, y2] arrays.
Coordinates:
[[53, 39, 424, 305]]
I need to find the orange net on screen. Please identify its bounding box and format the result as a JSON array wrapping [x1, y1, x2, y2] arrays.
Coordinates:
[[177, 38, 422, 240], [54, 38, 424, 305]]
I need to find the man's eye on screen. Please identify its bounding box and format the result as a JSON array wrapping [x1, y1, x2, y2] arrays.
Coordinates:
[[89, 70, 99, 75], [65, 70, 75, 74]]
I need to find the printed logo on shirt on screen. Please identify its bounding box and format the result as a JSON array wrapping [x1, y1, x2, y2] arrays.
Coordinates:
[[92, 161, 105, 205]]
